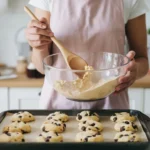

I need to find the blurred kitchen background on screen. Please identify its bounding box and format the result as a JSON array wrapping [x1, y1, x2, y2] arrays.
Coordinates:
[[0, 0, 150, 113]]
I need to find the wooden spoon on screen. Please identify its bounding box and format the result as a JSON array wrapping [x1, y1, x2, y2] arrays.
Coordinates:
[[24, 6, 88, 78]]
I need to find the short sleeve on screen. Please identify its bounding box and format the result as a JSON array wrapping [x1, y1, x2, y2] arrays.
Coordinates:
[[29, 0, 52, 12], [129, 0, 150, 20]]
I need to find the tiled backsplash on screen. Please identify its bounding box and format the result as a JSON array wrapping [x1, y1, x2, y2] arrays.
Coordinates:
[[0, 1, 150, 67]]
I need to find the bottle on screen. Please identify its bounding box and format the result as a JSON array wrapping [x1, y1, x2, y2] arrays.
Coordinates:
[[16, 56, 28, 74], [27, 62, 44, 78]]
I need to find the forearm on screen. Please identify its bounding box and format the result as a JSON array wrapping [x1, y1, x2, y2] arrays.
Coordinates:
[[31, 45, 50, 74], [135, 57, 149, 80]]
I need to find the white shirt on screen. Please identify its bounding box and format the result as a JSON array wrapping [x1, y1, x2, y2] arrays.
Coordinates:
[[29, 0, 150, 24]]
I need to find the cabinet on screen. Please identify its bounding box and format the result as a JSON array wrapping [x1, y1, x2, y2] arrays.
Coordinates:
[[128, 88, 144, 112], [0, 88, 9, 112], [9, 88, 41, 110]]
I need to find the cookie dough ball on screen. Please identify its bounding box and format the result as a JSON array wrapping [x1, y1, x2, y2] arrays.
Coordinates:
[[46, 112, 69, 122], [76, 111, 100, 122], [41, 120, 66, 133], [110, 112, 136, 123], [78, 120, 103, 132], [76, 131, 103, 142], [3, 121, 31, 134], [0, 132, 25, 142], [11, 111, 35, 122], [114, 131, 140, 142], [37, 131, 63, 142], [114, 120, 138, 132]]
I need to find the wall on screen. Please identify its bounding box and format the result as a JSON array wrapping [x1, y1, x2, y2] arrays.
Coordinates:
[[0, 0, 32, 67], [147, 13, 150, 29], [0, 1, 150, 67]]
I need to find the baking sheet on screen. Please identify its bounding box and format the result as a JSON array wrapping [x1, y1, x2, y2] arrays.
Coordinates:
[[0, 113, 148, 142]]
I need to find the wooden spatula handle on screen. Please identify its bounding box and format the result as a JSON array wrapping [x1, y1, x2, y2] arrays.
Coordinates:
[[24, 6, 39, 21]]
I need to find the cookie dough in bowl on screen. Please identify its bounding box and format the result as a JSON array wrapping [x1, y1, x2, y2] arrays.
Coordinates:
[[43, 52, 129, 101]]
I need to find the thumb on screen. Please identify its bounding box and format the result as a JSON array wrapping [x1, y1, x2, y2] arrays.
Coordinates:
[[39, 17, 49, 29], [126, 51, 136, 60]]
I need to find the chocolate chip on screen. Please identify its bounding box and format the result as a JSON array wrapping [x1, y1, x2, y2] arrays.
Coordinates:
[[119, 135, 123, 138], [29, 115, 31, 118], [55, 132, 58, 136], [22, 139, 25, 142], [113, 117, 117, 122], [120, 126, 125, 132], [96, 127, 99, 130], [81, 126, 86, 131], [91, 123, 95, 126], [124, 121, 130, 124], [18, 121, 21, 123], [89, 111, 93, 116], [78, 115, 82, 120], [93, 113, 97, 116], [96, 132, 101, 135], [47, 136, 51, 139], [84, 137, 88, 142], [42, 127, 46, 132], [39, 134, 42, 136], [125, 134, 129, 136], [45, 138, 50, 142], [85, 113, 88, 116], [83, 121, 86, 124], [5, 133, 11, 136], [21, 130, 26, 134], [48, 117, 52, 120], [59, 119, 62, 121], [64, 124, 66, 128], [19, 116, 22, 118], [114, 139, 118, 142], [132, 124, 138, 129]]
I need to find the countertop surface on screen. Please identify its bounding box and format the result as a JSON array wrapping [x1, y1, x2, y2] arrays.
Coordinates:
[[0, 74, 44, 87], [0, 73, 150, 88]]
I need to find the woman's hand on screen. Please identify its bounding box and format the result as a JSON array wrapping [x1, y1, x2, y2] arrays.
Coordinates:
[[115, 51, 137, 93], [25, 17, 54, 50]]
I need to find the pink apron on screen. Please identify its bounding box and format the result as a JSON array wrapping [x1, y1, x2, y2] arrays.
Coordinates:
[[40, 0, 129, 110]]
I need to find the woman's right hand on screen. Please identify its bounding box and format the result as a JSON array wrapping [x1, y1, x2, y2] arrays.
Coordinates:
[[25, 17, 54, 50]]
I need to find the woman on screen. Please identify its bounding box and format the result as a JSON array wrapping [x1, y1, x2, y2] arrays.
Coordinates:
[[26, 0, 149, 109]]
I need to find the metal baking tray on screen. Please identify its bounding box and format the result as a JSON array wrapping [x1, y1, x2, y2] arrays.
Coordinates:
[[0, 109, 150, 150]]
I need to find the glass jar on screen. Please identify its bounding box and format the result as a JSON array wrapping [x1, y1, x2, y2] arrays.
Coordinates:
[[16, 56, 28, 74]]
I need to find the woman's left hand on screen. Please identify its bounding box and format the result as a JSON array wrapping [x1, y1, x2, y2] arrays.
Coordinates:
[[115, 51, 137, 93]]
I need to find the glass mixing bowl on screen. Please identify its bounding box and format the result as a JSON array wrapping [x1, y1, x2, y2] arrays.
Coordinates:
[[43, 52, 130, 102]]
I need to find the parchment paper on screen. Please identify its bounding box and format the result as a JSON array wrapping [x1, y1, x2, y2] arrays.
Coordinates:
[[0, 114, 148, 142]]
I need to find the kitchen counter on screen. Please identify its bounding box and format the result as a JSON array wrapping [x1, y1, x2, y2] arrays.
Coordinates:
[[0, 74, 44, 87], [0, 73, 150, 88]]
